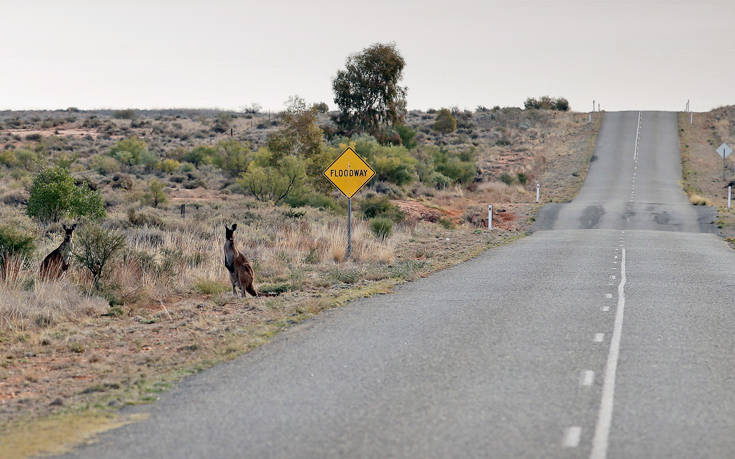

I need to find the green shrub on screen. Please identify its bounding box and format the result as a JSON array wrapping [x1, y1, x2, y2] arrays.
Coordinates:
[[373, 146, 417, 185], [395, 124, 417, 149], [238, 152, 306, 204], [433, 108, 457, 134], [285, 191, 337, 211], [142, 179, 168, 208], [27, 167, 105, 223], [370, 217, 393, 240], [439, 217, 455, 229], [183, 145, 216, 167], [211, 139, 251, 175], [109, 137, 156, 167], [0, 225, 35, 270], [74, 224, 126, 289], [158, 158, 180, 174], [517, 172, 528, 184], [113, 109, 137, 120], [499, 173, 514, 185], [92, 155, 121, 175], [0, 150, 17, 167], [361, 195, 404, 222], [524, 96, 569, 111]]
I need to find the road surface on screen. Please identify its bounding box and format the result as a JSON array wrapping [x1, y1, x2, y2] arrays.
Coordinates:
[[65, 112, 735, 459]]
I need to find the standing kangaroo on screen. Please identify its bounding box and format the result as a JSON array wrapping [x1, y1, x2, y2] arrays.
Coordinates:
[[40, 223, 76, 280], [224, 224, 259, 297]]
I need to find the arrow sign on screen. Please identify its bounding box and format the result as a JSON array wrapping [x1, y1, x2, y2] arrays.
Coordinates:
[[717, 143, 732, 159]]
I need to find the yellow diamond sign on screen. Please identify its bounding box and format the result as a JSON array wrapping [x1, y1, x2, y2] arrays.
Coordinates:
[[324, 147, 375, 198]]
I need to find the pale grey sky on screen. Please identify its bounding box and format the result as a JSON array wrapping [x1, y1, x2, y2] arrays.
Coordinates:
[[1, 0, 733, 112]]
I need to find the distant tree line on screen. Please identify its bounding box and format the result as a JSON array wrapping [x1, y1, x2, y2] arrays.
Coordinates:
[[524, 96, 569, 111]]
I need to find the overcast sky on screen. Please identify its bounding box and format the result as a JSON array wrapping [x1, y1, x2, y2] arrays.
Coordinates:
[[1, 0, 733, 112]]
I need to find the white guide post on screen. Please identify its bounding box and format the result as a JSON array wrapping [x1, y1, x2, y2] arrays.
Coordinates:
[[536, 183, 540, 203], [488, 205, 493, 230], [690, 111, 693, 125], [729, 186, 732, 209]]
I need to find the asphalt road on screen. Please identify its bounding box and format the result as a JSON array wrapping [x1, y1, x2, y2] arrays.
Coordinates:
[[65, 112, 735, 459]]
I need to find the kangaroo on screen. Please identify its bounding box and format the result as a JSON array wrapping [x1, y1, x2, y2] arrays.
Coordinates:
[[40, 223, 76, 281], [224, 224, 259, 297]]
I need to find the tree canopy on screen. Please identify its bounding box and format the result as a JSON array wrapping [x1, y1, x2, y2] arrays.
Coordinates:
[[332, 42, 407, 137]]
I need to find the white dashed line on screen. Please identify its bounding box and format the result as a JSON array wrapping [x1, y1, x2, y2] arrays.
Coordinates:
[[591, 248, 627, 459], [594, 333, 605, 343], [605, 293, 612, 299], [563, 426, 582, 448], [602, 305, 610, 312], [581, 370, 595, 386]]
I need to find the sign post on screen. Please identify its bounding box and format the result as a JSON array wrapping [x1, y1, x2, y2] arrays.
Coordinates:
[[717, 143, 732, 181], [324, 147, 375, 259]]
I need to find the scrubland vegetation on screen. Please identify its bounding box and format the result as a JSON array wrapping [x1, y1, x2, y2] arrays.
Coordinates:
[[0, 42, 598, 447], [679, 106, 735, 245]]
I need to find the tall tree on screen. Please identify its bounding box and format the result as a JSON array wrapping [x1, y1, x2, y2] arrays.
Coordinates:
[[332, 42, 407, 137]]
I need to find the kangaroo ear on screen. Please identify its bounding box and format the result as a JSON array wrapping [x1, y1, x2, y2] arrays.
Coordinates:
[[231, 224, 237, 231], [62, 224, 68, 231], [71, 224, 77, 230]]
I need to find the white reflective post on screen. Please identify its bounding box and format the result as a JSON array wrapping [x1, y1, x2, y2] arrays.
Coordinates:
[[488, 205, 492, 230], [536, 183, 540, 203], [729, 186, 732, 209], [691, 111, 693, 125]]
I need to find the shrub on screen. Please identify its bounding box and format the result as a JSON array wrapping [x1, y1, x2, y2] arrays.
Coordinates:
[[211, 139, 251, 175], [499, 173, 514, 185], [27, 167, 105, 223], [0, 150, 16, 167], [113, 109, 137, 120], [517, 172, 528, 185], [238, 152, 306, 204], [369, 217, 393, 240], [360, 195, 404, 222], [142, 179, 168, 208], [158, 158, 180, 174], [439, 217, 455, 229], [433, 108, 457, 134], [430, 146, 478, 185], [92, 155, 121, 175], [372, 146, 417, 185], [524, 96, 569, 111], [109, 137, 156, 167], [74, 224, 126, 289], [183, 145, 216, 167], [284, 192, 338, 211], [395, 124, 417, 149], [0, 225, 35, 272]]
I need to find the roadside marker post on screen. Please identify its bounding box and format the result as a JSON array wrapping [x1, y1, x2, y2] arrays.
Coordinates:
[[324, 147, 375, 259], [717, 143, 732, 181], [690, 111, 693, 125], [488, 205, 493, 230], [536, 183, 540, 203], [728, 186, 732, 209]]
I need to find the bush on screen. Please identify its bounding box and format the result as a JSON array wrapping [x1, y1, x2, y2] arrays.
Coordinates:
[[0, 225, 35, 270], [517, 172, 528, 184], [395, 124, 417, 149], [158, 158, 180, 174], [113, 109, 137, 120], [74, 224, 126, 289], [92, 155, 121, 175], [284, 192, 337, 211], [109, 137, 157, 167], [433, 108, 457, 134], [499, 173, 514, 185], [360, 195, 404, 222], [27, 167, 105, 223], [524, 96, 569, 111], [211, 139, 251, 175], [0, 150, 16, 167], [370, 217, 393, 240], [373, 146, 417, 185], [183, 145, 216, 167], [429, 146, 477, 185], [238, 152, 306, 204], [142, 179, 168, 208], [195, 278, 230, 295]]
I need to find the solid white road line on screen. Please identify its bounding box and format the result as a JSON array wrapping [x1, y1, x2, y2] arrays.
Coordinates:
[[594, 333, 605, 343], [590, 247, 627, 459], [564, 426, 582, 448]]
